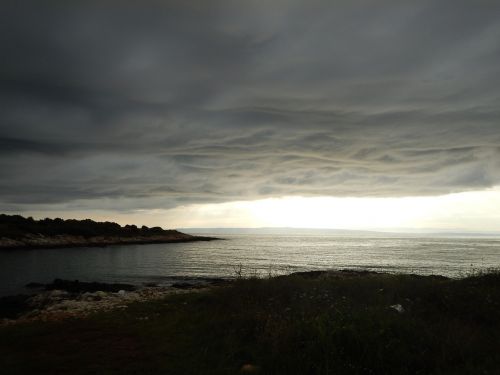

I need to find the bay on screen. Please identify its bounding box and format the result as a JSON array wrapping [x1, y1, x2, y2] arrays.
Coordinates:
[[1, 234, 499, 296]]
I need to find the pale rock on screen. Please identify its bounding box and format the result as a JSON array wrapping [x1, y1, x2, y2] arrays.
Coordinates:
[[390, 304, 404, 313]]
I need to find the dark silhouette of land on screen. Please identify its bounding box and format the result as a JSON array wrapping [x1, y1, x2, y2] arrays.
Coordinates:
[[0, 214, 217, 249]]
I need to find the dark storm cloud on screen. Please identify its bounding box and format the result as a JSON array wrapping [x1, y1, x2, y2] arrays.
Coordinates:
[[1, 0, 500, 211]]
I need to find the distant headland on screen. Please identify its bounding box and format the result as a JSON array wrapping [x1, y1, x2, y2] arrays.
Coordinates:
[[0, 214, 218, 250]]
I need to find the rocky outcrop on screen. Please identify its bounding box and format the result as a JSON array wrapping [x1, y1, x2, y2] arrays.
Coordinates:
[[1, 277, 231, 325], [1, 286, 206, 325]]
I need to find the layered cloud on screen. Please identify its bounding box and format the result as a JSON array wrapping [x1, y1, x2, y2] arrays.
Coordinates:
[[1, 0, 500, 211]]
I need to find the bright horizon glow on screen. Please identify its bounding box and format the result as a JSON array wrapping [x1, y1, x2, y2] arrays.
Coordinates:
[[23, 187, 500, 233]]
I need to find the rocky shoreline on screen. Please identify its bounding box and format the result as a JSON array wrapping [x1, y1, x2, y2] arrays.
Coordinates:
[[0, 214, 221, 250], [0, 270, 450, 326], [0, 233, 219, 250], [0, 278, 230, 326]]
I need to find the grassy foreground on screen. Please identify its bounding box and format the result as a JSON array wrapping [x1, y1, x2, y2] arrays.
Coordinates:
[[1, 270, 499, 374]]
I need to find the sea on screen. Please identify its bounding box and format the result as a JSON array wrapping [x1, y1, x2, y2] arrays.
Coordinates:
[[1, 234, 499, 297]]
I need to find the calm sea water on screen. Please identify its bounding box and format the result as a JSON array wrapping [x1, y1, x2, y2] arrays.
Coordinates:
[[1, 234, 499, 296]]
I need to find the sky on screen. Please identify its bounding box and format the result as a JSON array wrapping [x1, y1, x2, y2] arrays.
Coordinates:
[[1, 1, 500, 231]]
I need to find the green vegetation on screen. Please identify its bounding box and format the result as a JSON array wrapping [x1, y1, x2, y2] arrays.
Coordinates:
[[1, 270, 499, 374], [0, 214, 176, 239]]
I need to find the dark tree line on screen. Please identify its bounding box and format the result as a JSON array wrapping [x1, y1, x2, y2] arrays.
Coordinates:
[[0, 214, 174, 239]]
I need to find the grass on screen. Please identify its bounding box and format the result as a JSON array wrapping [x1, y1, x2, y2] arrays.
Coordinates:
[[1, 270, 499, 374]]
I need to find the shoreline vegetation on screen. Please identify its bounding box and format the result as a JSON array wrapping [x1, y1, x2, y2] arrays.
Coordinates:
[[1, 269, 499, 374], [0, 214, 218, 250]]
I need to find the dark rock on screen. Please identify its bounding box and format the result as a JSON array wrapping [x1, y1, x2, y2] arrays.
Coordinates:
[[25, 282, 45, 289], [290, 271, 329, 279], [44, 279, 136, 293], [171, 282, 198, 289], [0, 294, 32, 319], [207, 278, 232, 286]]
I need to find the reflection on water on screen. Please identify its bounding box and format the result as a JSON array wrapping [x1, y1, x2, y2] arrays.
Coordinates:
[[1, 235, 499, 296]]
